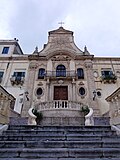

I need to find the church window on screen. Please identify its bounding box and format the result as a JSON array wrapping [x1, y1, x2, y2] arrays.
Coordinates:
[[10, 71, 25, 85], [36, 87, 43, 96], [56, 65, 66, 77], [79, 87, 85, 96], [101, 70, 113, 78], [97, 91, 101, 97], [12, 71, 25, 81], [77, 68, 84, 79], [101, 70, 116, 80], [2, 47, 9, 54], [38, 68, 45, 79], [0, 71, 4, 83], [0, 71, 4, 78]]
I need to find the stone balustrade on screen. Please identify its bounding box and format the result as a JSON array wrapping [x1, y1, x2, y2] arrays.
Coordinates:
[[35, 100, 83, 111], [106, 87, 120, 127]]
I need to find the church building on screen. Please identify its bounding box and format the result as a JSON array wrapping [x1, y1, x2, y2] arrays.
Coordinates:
[[0, 27, 120, 126]]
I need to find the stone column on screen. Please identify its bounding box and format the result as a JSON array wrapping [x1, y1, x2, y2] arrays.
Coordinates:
[[85, 60, 100, 116], [21, 62, 38, 117]]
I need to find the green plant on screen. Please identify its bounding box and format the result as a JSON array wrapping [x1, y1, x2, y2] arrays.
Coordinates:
[[80, 105, 90, 116], [32, 108, 43, 121]]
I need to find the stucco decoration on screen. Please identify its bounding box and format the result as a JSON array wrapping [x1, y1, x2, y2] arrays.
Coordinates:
[[29, 62, 38, 70]]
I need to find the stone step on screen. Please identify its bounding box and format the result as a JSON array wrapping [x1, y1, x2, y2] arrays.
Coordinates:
[[0, 158, 120, 160], [8, 125, 112, 131], [2, 130, 116, 136], [0, 135, 66, 141], [0, 134, 119, 141], [0, 148, 120, 158], [66, 135, 120, 141], [0, 140, 120, 148]]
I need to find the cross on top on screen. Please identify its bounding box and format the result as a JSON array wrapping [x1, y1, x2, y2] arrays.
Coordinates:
[[58, 21, 64, 27]]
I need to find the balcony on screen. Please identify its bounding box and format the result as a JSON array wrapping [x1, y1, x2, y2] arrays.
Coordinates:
[[45, 71, 76, 79], [101, 74, 117, 84], [10, 76, 25, 85]]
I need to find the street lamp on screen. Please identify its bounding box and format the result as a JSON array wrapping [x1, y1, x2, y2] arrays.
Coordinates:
[[93, 90, 96, 101]]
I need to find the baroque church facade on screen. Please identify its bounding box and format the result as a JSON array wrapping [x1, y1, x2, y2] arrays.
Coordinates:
[[0, 27, 120, 125]]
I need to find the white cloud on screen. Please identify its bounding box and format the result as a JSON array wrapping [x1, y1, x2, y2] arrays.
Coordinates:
[[0, 0, 120, 56], [0, 0, 16, 38]]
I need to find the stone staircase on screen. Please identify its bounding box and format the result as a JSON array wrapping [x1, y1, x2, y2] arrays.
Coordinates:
[[0, 125, 120, 160]]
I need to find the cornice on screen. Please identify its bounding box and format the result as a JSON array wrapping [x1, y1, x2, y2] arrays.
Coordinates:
[[28, 55, 47, 61], [0, 56, 28, 61], [106, 87, 120, 101], [94, 57, 120, 61], [74, 55, 94, 60]]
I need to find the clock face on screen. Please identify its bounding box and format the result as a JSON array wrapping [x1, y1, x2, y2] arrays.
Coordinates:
[[93, 71, 98, 78]]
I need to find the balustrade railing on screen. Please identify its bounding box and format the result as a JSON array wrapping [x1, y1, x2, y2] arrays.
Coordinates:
[[35, 100, 83, 111], [45, 71, 76, 78]]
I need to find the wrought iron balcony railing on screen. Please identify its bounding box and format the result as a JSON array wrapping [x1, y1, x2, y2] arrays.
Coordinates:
[[100, 74, 117, 83], [10, 76, 25, 85]]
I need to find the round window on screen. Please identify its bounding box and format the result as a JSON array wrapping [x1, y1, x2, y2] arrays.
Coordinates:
[[36, 88, 43, 96], [97, 91, 101, 97], [79, 87, 85, 96]]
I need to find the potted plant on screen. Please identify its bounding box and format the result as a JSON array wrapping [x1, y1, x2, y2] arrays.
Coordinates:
[[32, 108, 43, 124], [80, 105, 90, 116]]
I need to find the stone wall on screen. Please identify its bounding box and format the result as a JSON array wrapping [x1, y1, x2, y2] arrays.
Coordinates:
[[0, 85, 15, 124], [106, 87, 120, 126]]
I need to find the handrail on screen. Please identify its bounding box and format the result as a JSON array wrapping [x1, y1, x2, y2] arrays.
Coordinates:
[[28, 107, 37, 125], [85, 108, 94, 126]]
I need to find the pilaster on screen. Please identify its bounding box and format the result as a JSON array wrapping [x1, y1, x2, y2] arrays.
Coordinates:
[[85, 60, 100, 116], [21, 62, 38, 117]]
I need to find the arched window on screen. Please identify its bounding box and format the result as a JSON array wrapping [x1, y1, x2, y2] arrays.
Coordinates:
[[38, 68, 45, 79], [77, 68, 84, 79], [56, 65, 66, 77]]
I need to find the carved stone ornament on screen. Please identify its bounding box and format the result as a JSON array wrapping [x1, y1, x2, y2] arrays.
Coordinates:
[[85, 62, 93, 69], [93, 71, 99, 78], [78, 81, 84, 85], [37, 82, 43, 86], [51, 55, 71, 61], [84, 60, 93, 69], [29, 62, 38, 70], [58, 80, 64, 84]]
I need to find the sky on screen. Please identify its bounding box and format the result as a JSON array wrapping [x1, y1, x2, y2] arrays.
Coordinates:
[[0, 0, 120, 57]]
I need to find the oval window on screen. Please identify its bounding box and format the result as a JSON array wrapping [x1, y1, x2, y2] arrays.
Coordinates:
[[36, 88, 43, 96], [79, 87, 85, 96], [97, 91, 101, 97]]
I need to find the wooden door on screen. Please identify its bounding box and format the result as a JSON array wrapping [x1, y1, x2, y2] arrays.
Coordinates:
[[54, 86, 68, 100]]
